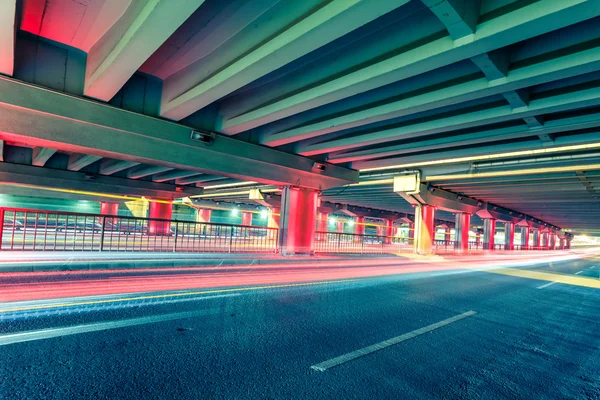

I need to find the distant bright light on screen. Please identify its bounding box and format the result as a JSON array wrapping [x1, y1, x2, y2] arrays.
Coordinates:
[[348, 220, 355, 227], [231, 208, 239, 217], [329, 217, 336, 224], [260, 209, 268, 219]]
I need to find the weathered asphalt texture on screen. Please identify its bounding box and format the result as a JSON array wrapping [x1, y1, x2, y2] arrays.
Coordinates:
[[1, 256, 599, 399]]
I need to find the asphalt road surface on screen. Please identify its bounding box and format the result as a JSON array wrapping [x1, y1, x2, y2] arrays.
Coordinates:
[[1, 253, 599, 399]]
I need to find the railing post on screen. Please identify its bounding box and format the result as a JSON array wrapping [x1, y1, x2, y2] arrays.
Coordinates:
[[99, 216, 106, 252], [0, 208, 4, 251], [173, 222, 178, 253], [229, 226, 234, 253]]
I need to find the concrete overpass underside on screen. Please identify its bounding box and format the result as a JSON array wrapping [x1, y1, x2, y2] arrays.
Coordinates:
[[0, 0, 597, 248]]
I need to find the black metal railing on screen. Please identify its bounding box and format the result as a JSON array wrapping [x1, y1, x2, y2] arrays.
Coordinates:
[[313, 231, 413, 254], [0, 208, 278, 253]]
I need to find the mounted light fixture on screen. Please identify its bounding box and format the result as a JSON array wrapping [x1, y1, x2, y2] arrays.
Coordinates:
[[190, 130, 215, 146]]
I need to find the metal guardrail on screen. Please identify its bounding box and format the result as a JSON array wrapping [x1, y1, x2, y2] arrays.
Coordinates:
[[0, 208, 278, 253], [313, 231, 413, 254]]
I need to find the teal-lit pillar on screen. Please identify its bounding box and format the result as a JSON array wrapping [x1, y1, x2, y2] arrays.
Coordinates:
[[504, 222, 515, 251], [454, 213, 470, 252]]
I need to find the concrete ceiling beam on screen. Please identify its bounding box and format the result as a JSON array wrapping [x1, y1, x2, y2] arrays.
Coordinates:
[[67, 154, 102, 171], [0, 76, 357, 189], [84, 0, 205, 101], [421, 0, 481, 40], [31, 147, 57, 167], [99, 159, 140, 175], [0, 161, 202, 200], [277, 42, 600, 150], [231, 0, 599, 137], [162, 0, 408, 122], [300, 84, 600, 156]]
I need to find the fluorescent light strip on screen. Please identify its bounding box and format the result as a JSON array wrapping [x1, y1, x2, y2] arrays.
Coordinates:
[[202, 181, 258, 190], [360, 143, 600, 172], [190, 188, 280, 199], [427, 164, 600, 181]]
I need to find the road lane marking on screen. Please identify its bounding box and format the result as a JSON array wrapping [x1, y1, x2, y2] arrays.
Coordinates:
[[310, 311, 477, 372], [575, 271, 583, 275], [0, 279, 358, 314], [537, 281, 559, 289], [0, 309, 221, 346], [485, 268, 600, 289]]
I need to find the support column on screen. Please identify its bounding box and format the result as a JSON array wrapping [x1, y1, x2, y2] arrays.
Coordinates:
[[354, 217, 365, 243], [336, 221, 345, 233], [454, 213, 470, 252], [532, 229, 540, 249], [541, 231, 549, 250], [559, 237, 565, 250], [267, 207, 280, 242], [408, 223, 415, 240], [241, 212, 253, 226], [317, 212, 328, 232], [384, 219, 393, 244], [566, 237, 572, 249], [415, 205, 435, 254], [520, 226, 530, 250], [100, 202, 119, 216], [439, 226, 449, 245], [196, 208, 212, 235], [482, 218, 496, 250], [376, 224, 384, 237], [504, 222, 515, 250], [475, 229, 482, 248], [148, 201, 172, 235], [196, 208, 211, 223], [279, 187, 318, 255], [99, 201, 119, 224]]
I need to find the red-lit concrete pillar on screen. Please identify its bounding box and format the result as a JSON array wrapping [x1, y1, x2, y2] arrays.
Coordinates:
[[415, 205, 435, 254], [376, 225, 384, 237], [100, 202, 119, 216], [558, 237, 565, 250], [99, 201, 119, 224], [444, 227, 451, 246], [504, 222, 515, 250], [267, 208, 280, 242], [196, 208, 212, 235], [454, 213, 470, 252], [279, 187, 318, 255], [196, 209, 211, 223], [148, 201, 172, 235], [317, 212, 328, 232], [384, 219, 393, 244], [520, 226, 530, 250], [482, 219, 496, 250], [475, 229, 482, 248], [566, 237, 572, 249], [354, 216, 365, 238], [241, 212, 253, 226], [549, 233, 557, 250], [532, 229, 540, 249]]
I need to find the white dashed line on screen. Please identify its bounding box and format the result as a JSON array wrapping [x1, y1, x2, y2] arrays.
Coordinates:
[[310, 311, 477, 372], [0, 309, 220, 346], [575, 271, 583, 275], [537, 281, 559, 289]]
